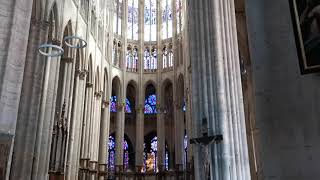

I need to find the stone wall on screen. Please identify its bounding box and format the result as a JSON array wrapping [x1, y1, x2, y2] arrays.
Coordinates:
[[246, 0, 320, 179]]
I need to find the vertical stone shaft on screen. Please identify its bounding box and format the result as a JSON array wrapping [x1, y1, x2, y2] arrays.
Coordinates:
[[188, 0, 251, 179]]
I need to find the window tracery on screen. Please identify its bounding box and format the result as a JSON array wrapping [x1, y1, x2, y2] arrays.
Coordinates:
[[127, 0, 139, 40]]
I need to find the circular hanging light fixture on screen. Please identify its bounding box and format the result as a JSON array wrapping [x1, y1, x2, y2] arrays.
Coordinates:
[[63, 36, 87, 49], [38, 44, 64, 57]]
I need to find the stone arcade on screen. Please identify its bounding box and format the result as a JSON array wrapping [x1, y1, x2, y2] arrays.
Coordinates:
[[1, 0, 320, 180]]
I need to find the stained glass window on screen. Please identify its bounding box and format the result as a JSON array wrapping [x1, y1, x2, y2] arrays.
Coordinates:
[[161, 0, 173, 39], [108, 136, 130, 170], [163, 47, 168, 69], [144, 94, 157, 114], [144, 48, 157, 71], [110, 96, 117, 112], [184, 134, 188, 169], [111, 96, 132, 113], [150, 137, 157, 172], [125, 98, 132, 113], [112, 41, 117, 66], [143, 136, 169, 172], [176, 0, 182, 34], [108, 136, 116, 170], [126, 46, 138, 72], [144, 0, 157, 41], [163, 46, 173, 69], [114, 0, 123, 35], [123, 140, 129, 169], [182, 99, 186, 112], [127, 0, 139, 40]]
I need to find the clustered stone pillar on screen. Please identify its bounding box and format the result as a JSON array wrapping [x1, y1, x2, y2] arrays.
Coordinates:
[[188, 0, 251, 179], [115, 101, 125, 169], [135, 105, 144, 170], [98, 99, 110, 178], [9, 19, 49, 180]]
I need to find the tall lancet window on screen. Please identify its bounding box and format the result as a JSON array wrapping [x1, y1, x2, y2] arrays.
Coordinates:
[[162, 46, 168, 69], [162, 45, 173, 69], [114, 0, 123, 35], [143, 136, 169, 172], [144, 47, 157, 71], [161, 0, 173, 39], [126, 46, 138, 72], [112, 40, 117, 65], [108, 136, 130, 171], [127, 0, 139, 40], [176, 0, 182, 33], [144, 0, 157, 41]]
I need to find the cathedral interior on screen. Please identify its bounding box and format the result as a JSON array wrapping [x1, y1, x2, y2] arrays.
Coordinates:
[[1, 0, 320, 180]]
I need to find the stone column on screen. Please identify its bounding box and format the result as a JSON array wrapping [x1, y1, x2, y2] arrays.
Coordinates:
[[65, 69, 86, 180], [0, 1, 34, 179], [80, 81, 93, 171], [156, 106, 166, 171], [174, 102, 184, 167], [10, 19, 49, 180], [115, 102, 124, 168], [98, 100, 110, 178], [187, 0, 251, 179], [135, 105, 144, 168], [136, 0, 144, 169]]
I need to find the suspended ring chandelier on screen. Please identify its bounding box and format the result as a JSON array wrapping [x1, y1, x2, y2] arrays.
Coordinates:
[[38, 44, 64, 57], [63, 36, 87, 49]]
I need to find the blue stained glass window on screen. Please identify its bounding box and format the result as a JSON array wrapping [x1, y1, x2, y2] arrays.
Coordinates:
[[111, 96, 132, 113], [110, 96, 117, 112], [108, 136, 116, 170], [144, 94, 157, 114], [108, 136, 130, 170], [123, 140, 129, 169], [125, 98, 132, 113], [143, 136, 169, 172]]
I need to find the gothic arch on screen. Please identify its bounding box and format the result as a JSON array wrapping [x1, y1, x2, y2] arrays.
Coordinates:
[[87, 55, 93, 83], [144, 80, 156, 91], [111, 76, 122, 98], [103, 68, 109, 100], [47, 2, 59, 40], [31, 0, 43, 20]]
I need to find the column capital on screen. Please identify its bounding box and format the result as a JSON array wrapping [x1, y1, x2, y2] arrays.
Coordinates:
[[94, 91, 103, 98], [61, 57, 73, 63], [117, 102, 124, 110], [86, 82, 93, 88], [102, 100, 110, 107], [76, 69, 88, 80], [135, 104, 144, 112], [51, 39, 61, 46]]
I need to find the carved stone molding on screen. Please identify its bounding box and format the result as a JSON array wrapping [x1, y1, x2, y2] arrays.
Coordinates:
[[94, 91, 103, 98], [51, 39, 61, 46], [103, 100, 110, 106], [135, 104, 144, 112], [61, 57, 73, 63], [117, 103, 124, 110], [86, 82, 93, 88]]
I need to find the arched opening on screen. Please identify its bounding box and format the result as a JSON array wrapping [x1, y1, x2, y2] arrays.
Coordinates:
[[162, 79, 174, 169], [49, 21, 74, 176], [143, 131, 169, 172], [108, 133, 135, 171], [109, 76, 123, 170], [124, 81, 138, 170]]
